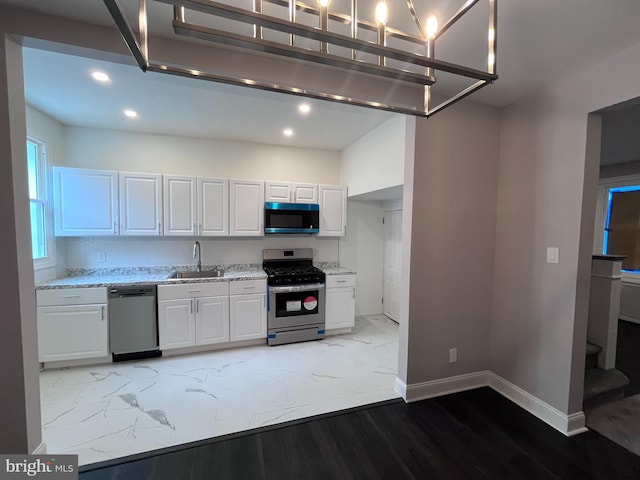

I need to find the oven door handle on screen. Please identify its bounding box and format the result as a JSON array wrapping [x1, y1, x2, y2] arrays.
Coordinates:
[[269, 283, 325, 293]]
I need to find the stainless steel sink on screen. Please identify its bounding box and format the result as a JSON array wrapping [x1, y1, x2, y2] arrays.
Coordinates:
[[167, 269, 224, 279]]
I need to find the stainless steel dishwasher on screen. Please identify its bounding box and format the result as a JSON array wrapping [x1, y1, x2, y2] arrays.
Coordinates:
[[108, 285, 161, 362]]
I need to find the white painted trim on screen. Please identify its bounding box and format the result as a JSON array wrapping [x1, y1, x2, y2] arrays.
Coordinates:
[[488, 372, 587, 436], [394, 377, 407, 399], [620, 315, 640, 325], [402, 371, 490, 403], [591, 273, 622, 280], [32, 442, 47, 454], [398, 371, 588, 437]]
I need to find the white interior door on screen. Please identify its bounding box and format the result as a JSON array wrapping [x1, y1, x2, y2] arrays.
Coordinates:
[[383, 210, 402, 323]]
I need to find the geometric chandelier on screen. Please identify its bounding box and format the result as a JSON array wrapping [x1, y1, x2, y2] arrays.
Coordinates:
[[103, 0, 497, 118]]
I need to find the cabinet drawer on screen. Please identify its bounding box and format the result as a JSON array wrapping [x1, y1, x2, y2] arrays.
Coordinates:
[[37, 287, 107, 306], [326, 275, 356, 289], [229, 279, 267, 295], [158, 282, 229, 301]]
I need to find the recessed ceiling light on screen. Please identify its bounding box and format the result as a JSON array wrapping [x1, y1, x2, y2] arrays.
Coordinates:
[[124, 109, 138, 118], [283, 128, 294, 137], [91, 71, 110, 83], [298, 103, 311, 114]]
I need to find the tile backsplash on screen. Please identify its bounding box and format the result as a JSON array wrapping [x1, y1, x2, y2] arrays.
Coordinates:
[[63, 236, 340, 270]]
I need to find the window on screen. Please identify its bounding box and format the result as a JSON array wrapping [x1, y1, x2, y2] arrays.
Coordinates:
[[27, 138, 54, 268]]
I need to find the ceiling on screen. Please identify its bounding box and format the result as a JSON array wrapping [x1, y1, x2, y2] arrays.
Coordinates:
[[5, 0, 640, 150]]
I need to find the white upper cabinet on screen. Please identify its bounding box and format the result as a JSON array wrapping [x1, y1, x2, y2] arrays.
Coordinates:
[[292, 183, 318, 203], [318, 184, 347, 236], [163, 175, 197, 236], [164, 176, 228, 237], [265, 181, 318, 204], [53, 167, 118, 236], [230, 179, 264, 236], [119, 172, 163, 236], [265, 182, 291, 202], [197, 177, 228, 236]]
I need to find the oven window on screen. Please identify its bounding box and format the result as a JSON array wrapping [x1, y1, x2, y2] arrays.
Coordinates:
[[275, 290, 320, 317]]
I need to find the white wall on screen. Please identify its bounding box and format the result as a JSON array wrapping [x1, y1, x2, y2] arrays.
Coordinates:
[[26, 105, 67, 283], [340, 116, 406, 197], [492, 40, 640, 415], [64, 236, 338, 270], [339, 199, 384, 315], [63, 126, 341, 183]]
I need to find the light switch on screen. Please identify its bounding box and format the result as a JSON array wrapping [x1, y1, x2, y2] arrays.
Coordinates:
[[546, 247, 559, 264]]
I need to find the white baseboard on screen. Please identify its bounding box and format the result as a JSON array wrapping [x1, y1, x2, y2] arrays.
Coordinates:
[[32, 442, 46, 454], [394, 377, 407, 399], [619, 315, 640, 325], [396, 371, 587, 437], [398, 371, 491, 403], [488, 372, 587, 436]]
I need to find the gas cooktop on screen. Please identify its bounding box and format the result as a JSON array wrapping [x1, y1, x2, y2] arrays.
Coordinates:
[[262, 248, 326, 286]]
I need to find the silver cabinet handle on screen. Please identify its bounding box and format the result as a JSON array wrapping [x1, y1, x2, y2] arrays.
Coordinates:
[[101, 305, 105, 321], [196, 298, 199, 314], [187, 290, 201, 294], [62, 294, 81, 298], [190, 299, 193, 314], [243, 286, 256, 290], [158, 223, 161, 235], [337, 280, 348, 283]]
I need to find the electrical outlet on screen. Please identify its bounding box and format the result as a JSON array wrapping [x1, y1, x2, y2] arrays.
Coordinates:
[[97, 252, 106, 263], [546, 247, 559, 264], [449, 348, 457, 363]]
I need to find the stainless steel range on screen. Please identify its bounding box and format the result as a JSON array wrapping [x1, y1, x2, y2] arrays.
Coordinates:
[[263, 248, 326, 346]]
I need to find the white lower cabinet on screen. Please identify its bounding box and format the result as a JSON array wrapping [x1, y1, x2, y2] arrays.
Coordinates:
[[229, 280, 267, 341], [158, 282, 229, 350], [36, 287, 109, 362], [325, 275, 356, 331]]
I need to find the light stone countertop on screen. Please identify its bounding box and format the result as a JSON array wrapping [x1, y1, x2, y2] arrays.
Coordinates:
[[36, 265, 267, 290], [36, 264, 356, 289], [321, 266, 357, 276]]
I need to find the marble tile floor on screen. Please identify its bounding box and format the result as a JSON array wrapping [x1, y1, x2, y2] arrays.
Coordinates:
[[39, 314, 399, 466]]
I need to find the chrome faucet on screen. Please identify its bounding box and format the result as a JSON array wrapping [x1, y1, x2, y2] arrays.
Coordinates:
[[192, 241, 202, 272]]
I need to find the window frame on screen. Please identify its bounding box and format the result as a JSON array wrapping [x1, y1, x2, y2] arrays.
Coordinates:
[[27, 136, 56, 270]]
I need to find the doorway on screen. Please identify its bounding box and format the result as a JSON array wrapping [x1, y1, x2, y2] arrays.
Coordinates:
[[383, 210, 402, 323]]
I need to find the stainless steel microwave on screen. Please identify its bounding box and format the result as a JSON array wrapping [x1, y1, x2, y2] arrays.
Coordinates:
[[264, 202, 320, 234]]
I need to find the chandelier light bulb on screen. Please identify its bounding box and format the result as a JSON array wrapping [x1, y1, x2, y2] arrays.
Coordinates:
[[426, 15, 438, 39], [317, 0, 331, 7], [375, 1, 388, 26]]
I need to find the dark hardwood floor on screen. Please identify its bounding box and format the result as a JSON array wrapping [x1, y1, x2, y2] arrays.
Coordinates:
[[617, 319, 640, 397], [79, 387, 640, 480]]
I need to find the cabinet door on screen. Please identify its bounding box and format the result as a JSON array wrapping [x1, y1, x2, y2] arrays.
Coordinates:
[[53, 167, 118, 236], [119, 172, 163, 236], [158, 298, 196, 349], [163, 175, 197, 236], [325, 287, 355, 330], [292, 183, 318, 204], [318, 184, 347, 236], [265, 181, 291, 202], [230, 293, 266, 341], [195, 296, 230, 345], [197, 177, 228, 236], [229, 179, 265, 236], [37, 304, 108, 362]]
